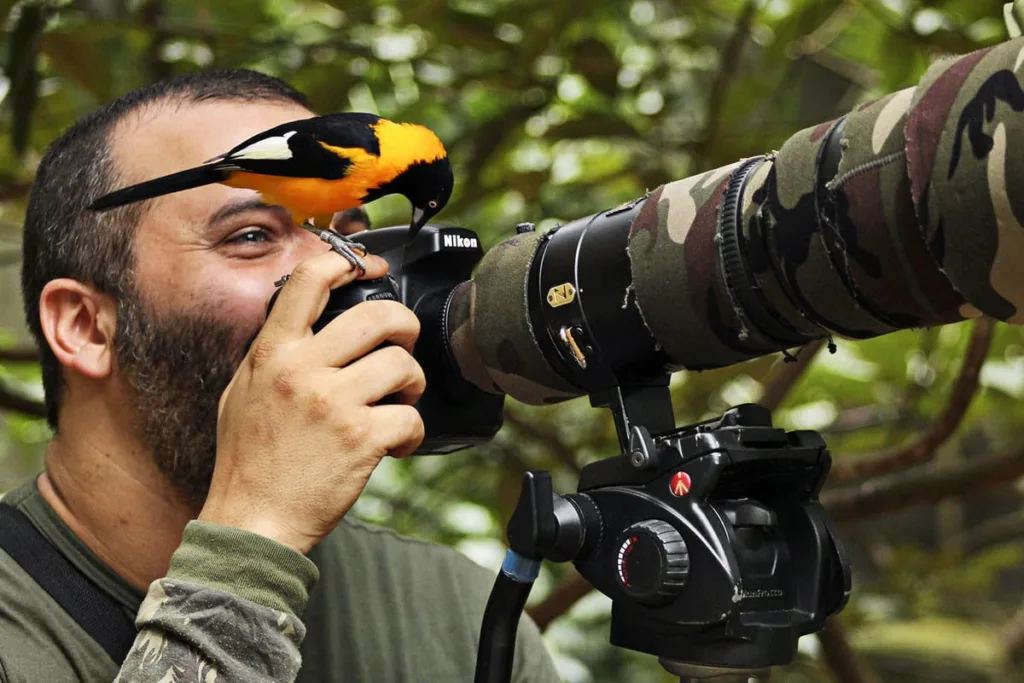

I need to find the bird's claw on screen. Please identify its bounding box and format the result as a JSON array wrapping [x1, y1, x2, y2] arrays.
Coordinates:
[[301, 222, 367, 276], [329, 239, 367, 276]]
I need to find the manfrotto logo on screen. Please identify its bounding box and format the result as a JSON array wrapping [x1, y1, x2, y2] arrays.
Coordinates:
[[739, 588, 784, 601], [443, 234, 479, 249]]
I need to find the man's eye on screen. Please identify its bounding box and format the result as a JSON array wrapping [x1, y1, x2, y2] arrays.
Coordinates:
[[227, 228, 270, 245]]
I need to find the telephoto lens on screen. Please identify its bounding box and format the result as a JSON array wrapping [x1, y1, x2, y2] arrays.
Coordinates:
[[446, 37, 1024, 407]]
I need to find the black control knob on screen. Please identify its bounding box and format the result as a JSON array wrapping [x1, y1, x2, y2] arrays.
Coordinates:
[[615, 520, 689, 606]]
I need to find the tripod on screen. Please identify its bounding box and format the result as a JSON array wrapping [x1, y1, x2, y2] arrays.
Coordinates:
[[474, 380, 851, 683]]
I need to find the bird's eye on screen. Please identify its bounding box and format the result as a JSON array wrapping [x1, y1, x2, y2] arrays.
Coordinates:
[[428, 200, 438, 209]]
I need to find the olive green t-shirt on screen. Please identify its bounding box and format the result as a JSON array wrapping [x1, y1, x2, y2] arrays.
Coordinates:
[[0, 479, 559, 682]]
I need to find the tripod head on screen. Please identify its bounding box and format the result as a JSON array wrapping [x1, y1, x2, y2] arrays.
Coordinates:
[[502, 381, 850, 681]]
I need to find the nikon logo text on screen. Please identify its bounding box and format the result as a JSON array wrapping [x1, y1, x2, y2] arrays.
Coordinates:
[[443, 234, 479, 249]]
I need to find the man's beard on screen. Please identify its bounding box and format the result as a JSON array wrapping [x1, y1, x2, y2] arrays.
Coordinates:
[[113, 286, 253, 511]]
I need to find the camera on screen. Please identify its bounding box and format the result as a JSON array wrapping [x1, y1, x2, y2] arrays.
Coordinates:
[[268, 223, 506, 455]]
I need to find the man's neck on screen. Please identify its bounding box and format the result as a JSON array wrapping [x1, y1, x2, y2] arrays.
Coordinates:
[[38, 412, 194, 592]]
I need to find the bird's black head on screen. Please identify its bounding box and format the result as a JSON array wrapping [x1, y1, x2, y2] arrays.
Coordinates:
[[399, 156, 454, 238], [355, 119, 453, 239]]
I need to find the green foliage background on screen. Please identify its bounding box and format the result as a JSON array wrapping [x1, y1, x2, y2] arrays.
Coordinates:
[[3, 1, 1024, 681]]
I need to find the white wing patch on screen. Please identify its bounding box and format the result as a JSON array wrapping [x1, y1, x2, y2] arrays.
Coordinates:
[[230, 130, 297, 161]]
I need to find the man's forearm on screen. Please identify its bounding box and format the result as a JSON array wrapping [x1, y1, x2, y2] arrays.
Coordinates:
[[114, 578, 306, 682], [114, 521, 318, 683]]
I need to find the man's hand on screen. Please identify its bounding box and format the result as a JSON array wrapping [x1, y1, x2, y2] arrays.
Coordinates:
[[198, 250, 426, 554]]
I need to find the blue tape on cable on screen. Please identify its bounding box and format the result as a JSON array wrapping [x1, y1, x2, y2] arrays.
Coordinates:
[[501, 550, 541, 583]]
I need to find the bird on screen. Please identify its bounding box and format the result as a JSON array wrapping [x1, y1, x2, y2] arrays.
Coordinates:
[[88, 112, 454, 272]]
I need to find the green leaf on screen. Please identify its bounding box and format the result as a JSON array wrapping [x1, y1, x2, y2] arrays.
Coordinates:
[[1006, 1, 1024, 37], [545, 113, 637, 140], [0, 0, 20, 24], [4, 3, 50, 158], [443, 10, 507, 53]]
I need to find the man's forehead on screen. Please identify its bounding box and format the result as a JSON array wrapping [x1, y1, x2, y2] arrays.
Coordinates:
[[111, 98, 313, 183]]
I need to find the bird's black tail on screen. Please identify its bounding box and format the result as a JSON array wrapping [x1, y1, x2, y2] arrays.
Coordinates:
[[88, 165, 232, 211]]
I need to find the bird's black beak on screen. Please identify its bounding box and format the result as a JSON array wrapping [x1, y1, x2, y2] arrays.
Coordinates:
[[410, 206, 428, 237]]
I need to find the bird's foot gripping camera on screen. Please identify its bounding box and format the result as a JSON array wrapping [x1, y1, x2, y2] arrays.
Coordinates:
[[478, 389, 851, 683]]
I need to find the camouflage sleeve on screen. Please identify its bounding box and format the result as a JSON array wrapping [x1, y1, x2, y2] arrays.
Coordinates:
[[114, 521, 319, 683]]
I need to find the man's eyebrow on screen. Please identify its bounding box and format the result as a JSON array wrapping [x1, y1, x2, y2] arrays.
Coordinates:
[[207, 197, 287, 226]]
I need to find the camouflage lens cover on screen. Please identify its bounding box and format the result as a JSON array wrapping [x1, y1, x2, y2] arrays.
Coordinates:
[[908, 39, 1024, 322]]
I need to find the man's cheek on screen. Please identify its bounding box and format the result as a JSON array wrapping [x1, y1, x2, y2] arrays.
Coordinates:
[[202, 278, 275, 331]]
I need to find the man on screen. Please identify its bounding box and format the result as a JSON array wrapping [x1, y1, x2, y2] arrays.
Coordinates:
[[1, 69, 559, 682]]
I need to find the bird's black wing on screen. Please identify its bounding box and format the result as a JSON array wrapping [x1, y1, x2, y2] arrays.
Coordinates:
[[218, 113, 384, 180], [303, 113, 383, 155]]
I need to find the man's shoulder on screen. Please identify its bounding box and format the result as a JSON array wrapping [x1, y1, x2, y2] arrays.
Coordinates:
[[322, 516, 495, 590], [333, 515, 445, 549], [331, 515, 464, 551], [0, 543, 118, 683]]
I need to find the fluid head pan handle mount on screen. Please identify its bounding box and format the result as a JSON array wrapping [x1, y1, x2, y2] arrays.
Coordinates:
[[507, 394, 851, 682]]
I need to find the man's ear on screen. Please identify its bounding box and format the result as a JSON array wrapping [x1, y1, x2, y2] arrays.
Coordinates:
[[38, 278, 118, 380]]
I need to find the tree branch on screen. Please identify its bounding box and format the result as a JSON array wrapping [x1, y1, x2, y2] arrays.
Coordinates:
[[690, 0, 759, 170], [759, 339, 826, 412], [141, 0, 172, 82], [823, 442, 1024, 522], [446, 102, 547, 215], [830, 317, 994, 483], [952, 511, 1024, 556], [0, 180, 31, 202], [526, 567, 594, 632], [502, 407, 582, 475], [884, 328, 940, 438], [789, 0, 860, 58], [817, 619, 881, 683], [824, 404, 899, 435], [0, 382, 45, 418], [0, 347, 40, 362]]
